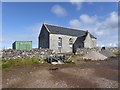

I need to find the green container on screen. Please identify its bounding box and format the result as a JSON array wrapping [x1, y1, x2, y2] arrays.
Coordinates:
[[12, 41, 32, 50]]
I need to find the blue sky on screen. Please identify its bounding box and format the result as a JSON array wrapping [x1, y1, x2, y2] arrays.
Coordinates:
[[2, 2, 118, 49]]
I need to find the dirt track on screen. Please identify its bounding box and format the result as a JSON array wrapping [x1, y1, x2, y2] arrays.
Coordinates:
[[2, 58, 118, 88]]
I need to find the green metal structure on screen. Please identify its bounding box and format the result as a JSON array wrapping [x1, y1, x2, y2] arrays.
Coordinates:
[[12, 41, 32, 50]]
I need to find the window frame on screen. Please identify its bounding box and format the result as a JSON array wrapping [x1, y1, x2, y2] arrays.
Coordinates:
[[58, 37, 62, 47], [69, 38, 73, 45]]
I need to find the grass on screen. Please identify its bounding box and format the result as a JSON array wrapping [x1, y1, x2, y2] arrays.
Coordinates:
[[2, 53, 84, 69], [113, 52, 120, 55], [2, 57, 45, 69], [66, 60, 75, 64], [0, 61, 2, 70], [71, 54, 84, 58], [67, 53, 84, 60]]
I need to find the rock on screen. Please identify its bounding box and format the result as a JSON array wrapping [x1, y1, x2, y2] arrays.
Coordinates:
[[2, 48, 118, 60], [2, 49, 53, 60]]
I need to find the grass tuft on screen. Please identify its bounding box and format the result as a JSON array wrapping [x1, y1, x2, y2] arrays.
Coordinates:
[[113, 52, 120, 55], [71, 54, 84, 58], [2, 57, 45, 69], [66, 60, 75, 64]]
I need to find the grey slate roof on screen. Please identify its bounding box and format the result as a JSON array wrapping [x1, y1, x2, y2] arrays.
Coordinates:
[[44, 24, 96, 39]]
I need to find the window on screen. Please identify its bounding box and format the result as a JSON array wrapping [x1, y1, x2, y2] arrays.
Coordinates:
[[69, 38, 73, 45], [58, 37, 62, 47]]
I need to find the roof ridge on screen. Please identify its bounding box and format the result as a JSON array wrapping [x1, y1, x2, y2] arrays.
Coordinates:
[[43, 23, 96, 38], [44, 23, 87, 32]]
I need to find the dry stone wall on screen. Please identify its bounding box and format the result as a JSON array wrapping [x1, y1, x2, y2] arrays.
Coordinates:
[[2, 49, 53, 60], [1, 47, 118, 60], [76, 47, 118, 54]]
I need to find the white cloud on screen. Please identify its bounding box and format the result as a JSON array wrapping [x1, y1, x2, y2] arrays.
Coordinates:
[[69, 19, 81, 28], [104, 11, 118, 29], [71, 2, 82, 10], [51, 5, 67, 17], [95, 30, 105, 36], [79, 14, 97, 24], [69, 11, 118, 47], [107, 43, 118, 47], [70, 0, 84, 10]]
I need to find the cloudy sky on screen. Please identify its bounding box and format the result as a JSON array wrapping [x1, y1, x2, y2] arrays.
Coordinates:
[[2, 2, 118, 49]]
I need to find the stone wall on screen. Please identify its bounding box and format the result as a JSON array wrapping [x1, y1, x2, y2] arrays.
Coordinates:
[[1, 47, 119, 60], [76, 47, 118, 54], [2, 49, 53, 60]]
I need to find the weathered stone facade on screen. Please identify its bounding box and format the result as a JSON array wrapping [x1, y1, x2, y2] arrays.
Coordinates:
[[84, 33, 96, 48], [50, 34, 77, 53]]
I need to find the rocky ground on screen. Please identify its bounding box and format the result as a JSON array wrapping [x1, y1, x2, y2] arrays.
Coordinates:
[[2, 57, 118, 88]]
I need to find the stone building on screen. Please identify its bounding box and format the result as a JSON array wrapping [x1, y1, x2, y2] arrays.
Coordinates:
[[38, 24, 96, 53]]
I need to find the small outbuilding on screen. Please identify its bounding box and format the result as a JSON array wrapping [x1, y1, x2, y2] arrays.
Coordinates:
[[12, 41, 32, 50]]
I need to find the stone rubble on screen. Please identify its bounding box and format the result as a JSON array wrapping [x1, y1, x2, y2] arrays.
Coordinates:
[[82, 51, 108, 61], [99, 50, 116, 57], [82, 48, 117, 61]]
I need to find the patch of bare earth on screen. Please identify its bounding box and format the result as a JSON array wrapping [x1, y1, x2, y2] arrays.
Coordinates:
[[50, 69, 98, 88], [2, 58, 118, 88], [2, 64, 68, 88], [60, 67, 118, 88]]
